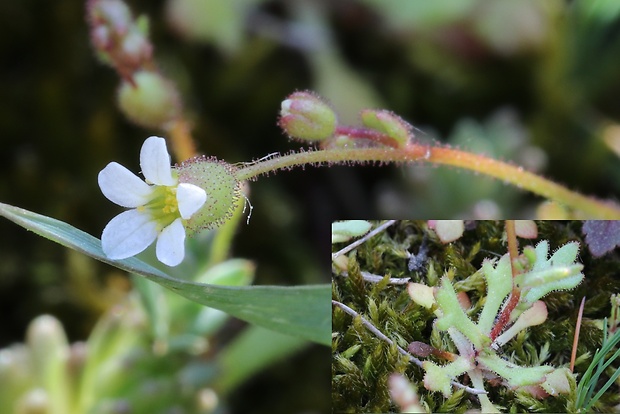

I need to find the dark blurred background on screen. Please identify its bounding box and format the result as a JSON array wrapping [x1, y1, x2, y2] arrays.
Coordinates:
[[2, 0, 620, 411]]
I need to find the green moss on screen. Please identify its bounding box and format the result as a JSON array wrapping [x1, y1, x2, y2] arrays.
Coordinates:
[[332, 220, 620, 413]]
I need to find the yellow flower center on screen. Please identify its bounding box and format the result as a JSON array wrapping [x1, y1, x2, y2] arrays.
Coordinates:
[[138, 185, 181, 230]]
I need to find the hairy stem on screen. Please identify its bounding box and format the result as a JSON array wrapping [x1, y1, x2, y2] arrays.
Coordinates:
[[167, 118, 198, 161], [235, 144, 620, 218], [505, 220, 519, 278], [489, 220, 522, 342], [490, 288, 521, 341]]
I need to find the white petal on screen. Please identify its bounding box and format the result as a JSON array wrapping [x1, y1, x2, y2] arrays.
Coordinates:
[[140, 136, 176, 186], [176, 183, 207, 219], [156, 218, 186, 266], [101, 209, 158, 260], [98, 162, 154, 207]]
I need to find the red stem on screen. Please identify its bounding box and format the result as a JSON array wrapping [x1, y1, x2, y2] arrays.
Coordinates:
[[489, 221, 522, 341], [490, 288, 521, 341], [334, 125, 400, 148], [505, 220, 519, 279]]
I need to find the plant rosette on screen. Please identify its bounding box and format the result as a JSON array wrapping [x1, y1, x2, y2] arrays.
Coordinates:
[[407, 239, 583, 411]]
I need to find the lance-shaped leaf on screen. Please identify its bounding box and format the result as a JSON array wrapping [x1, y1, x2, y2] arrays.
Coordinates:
[[0, 202, 330, 346]]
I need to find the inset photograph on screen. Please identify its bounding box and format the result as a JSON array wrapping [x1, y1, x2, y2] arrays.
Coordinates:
[[332, 220, 620, 413]]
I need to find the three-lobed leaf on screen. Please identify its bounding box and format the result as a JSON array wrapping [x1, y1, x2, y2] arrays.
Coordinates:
[[515, 240, 584, 304]]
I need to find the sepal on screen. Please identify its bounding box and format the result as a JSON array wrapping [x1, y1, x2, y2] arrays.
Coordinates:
[[360, 109, 413, 148], [176, 156, 241, 232]]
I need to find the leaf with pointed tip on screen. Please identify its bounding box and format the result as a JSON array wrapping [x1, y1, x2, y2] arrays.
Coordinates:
[[0, 202, 330, 345]]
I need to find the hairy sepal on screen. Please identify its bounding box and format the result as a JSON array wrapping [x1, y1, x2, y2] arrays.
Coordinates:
[[176, 156, 241, 233]]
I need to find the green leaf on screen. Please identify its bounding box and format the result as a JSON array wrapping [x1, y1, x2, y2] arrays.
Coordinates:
[[515, 240, 584, 304], [435, 276, 487, 349], [477, 351, 554, 387], [217, 324, 311, 394], [331, 220, 372, 243], [0, 202, 330, 346], [478, 255, 512, 334]]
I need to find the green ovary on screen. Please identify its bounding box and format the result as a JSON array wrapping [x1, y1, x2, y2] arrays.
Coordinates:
[[139, 185, 181, 230]]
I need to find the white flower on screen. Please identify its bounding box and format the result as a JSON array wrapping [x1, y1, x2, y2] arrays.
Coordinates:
[[98, 136, 207, 266]]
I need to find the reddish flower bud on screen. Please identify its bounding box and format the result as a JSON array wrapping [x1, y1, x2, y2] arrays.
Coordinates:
[[87, 0, 154, 77], [120, 29, 153, 68], [89, 0, 131, 35], [91, 25, 111, 51], [278, 91, 337, 142], [360, 109, 414, 148]]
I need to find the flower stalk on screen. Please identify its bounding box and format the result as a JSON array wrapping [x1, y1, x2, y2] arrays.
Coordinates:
[[167, 118, 198, 161], [235, 144, 620, 219], [87, 0, 198, 163]]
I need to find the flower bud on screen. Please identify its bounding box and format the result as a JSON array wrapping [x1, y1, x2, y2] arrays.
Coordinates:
[[278, 91, 337, 141], [117, 70, 181, 128], [90, 25, 111, 51], [430, 220, 464, 243], [515, 220, 538, 239], [360, 109, 413, 148], [176, 157, 241, 232], [88, 0, 132, 36], [26, 315, 70, 413], [120, 28, 153, 69], [88, 0, 154, 76]]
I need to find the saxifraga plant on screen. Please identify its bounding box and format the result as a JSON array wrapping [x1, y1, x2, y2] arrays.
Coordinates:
[[332, 221, 620, 413]]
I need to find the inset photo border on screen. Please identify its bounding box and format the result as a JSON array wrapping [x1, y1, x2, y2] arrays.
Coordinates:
[[332, 220, 620, 413]]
